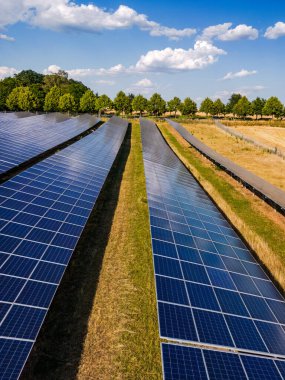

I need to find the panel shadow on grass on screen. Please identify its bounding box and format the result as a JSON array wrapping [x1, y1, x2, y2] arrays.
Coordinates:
[[21, 123, 131, 380]]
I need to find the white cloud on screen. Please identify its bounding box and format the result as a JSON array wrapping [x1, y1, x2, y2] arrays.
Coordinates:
[[201, 23, 258, 41], [213, 85, 265, 101], [135, 78, 154, 87], [0, 33, 15, 41], [126, 78, 155, 95], [43, 64, 62, 74], [265, 22, 285, 39], [134, 40, 226, 72], [0, 66, 18, 79], [0, 1, 195, 40], [45, 40, 226, 81], [222, 69, 257, 80]]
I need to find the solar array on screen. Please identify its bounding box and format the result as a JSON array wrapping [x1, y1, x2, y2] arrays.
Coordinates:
[[0, 113, 100, 176], [140, 118, 285, 379], [0, 116, 128, 379]]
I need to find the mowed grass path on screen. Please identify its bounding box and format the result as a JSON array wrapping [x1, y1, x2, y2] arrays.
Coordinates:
[[158, 121, 285, 292], [22, 122, 161, 379]]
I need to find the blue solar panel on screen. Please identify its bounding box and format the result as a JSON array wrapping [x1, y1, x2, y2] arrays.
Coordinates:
[[141, 118, 285, 375], [0, 116, 128, 378], [162, 343, 285, 380], [0, 113, 100, 175]]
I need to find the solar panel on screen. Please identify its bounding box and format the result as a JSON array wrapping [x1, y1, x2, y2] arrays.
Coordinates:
[[0, 116, 128, 379], [0, 113, 100, 176], [162, 343, 285, 380], [140, 118, 285, 375]]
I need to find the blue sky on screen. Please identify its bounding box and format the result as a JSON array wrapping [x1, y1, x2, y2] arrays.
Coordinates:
[[0, 0, 284, 103]]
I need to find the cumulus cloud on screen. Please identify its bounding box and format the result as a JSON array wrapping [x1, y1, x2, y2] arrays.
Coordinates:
[[43, 64, 62, 74], [0, 1, 195, 40], [134, 41, 226, 72], [126, 78, 155, 95], [222, 69, 257, 80], [95, 79, 115, 86], [265, 22, 285, 39], [0, 66, 18, 79], [201, 23, 258, 41], [45, 40, 226, 80], [0, 33, 15, 41]]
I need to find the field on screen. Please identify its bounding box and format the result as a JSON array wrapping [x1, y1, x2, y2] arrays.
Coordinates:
[[173, 119, 285, 190], [224, 123, 285, 153]]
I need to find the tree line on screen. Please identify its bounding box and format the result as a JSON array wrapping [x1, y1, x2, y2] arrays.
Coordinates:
[[0, 70, 284, 119]]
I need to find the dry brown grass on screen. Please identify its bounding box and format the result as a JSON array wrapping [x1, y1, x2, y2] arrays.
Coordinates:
[[175, 119, 285, 190], [158, 121, 285, 291]]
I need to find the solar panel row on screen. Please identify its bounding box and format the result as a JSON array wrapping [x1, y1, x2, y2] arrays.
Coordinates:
[[162, 343, 285, 380], [140, 118, 285, 378], [0, 116, 128, 379], [0, 113, 100, 175]]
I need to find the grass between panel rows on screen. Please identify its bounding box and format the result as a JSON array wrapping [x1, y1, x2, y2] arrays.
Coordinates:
[[157, 121, 285, 292], [22, 122, 161, 379]]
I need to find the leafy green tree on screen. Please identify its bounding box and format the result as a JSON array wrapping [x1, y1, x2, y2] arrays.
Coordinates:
[[114, 91, 131, 115], [200, 97, 214, 116], [44, 86, 61, 112], [226, 93, 242, 114], [132, 95, 148, 116], [14, 70, 44, 87], [213, 99, 226, 116], [43, 73, 69, 92], [233, 96, 252, 118], [179, 97, 197, 116], [251, 97, 266, 119], [168, 97, 181, 117], [30, 84, 45, 111], [58, 93, 77, 114], [6, 87, 23, 111], [18, 87, 38, 111], [68, 79, 89, 106], [0, 77, 17, 110], [147, 93, 166, 116], [95, 94, 113, 114], [80, 90, 96, 113], [263, 97, 284, 119]]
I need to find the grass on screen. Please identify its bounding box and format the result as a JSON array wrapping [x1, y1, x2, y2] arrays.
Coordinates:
[[223, 119, 285, 128], [172, 119, 285, 190], [157, 121, 285, 292], [22, 122, 161, 380]]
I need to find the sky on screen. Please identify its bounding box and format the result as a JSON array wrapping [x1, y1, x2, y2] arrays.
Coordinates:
[[0, 0, 285, 103]]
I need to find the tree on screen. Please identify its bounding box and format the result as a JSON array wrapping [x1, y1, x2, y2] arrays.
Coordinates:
[[18, 87, 38, 111], [44, 86, 61, 112], [80, 90, 96, 113], [233, 96, 252, 118], [132, 95, 148, 116], [68, 79, 89, 106], [200, 97, 214, 116], [95, 94, 113, 114], [226, 93, 242, 114], [179, 97, 197, 116], [6, 87, 23, 111], [30, 83, 45, 111], [58, 93, 77, 114], [14, 70, 44, 86], [213, 99, 226, 116], [263, 97, 284, 119], [43, 73, 69, 92], [251, 97, 266, 119], [0, 77, 17, 110], [113, 91, 131, 115], [168, 97, 181, 117], [147, 93, 166, 116]]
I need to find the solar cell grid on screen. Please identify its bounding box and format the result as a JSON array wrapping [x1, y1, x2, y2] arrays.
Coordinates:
[[141, 117, 285, 373], [0, 116, 128, 379], [0, 113, 100, 175]]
